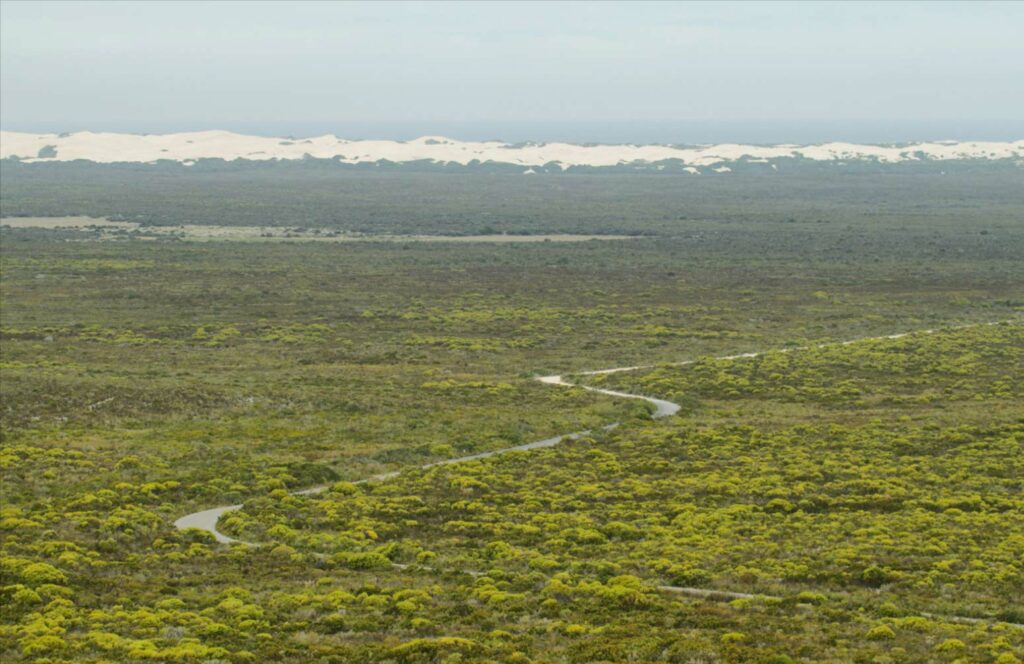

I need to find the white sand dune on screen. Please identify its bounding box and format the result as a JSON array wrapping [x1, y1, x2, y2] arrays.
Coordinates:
[[2, 130, 1021, 167]]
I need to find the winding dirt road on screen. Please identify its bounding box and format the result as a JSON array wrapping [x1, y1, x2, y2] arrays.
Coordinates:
[[172, 320, 1021, 627], [174, 369, 681, 542], [174, 321, 1008, 543]]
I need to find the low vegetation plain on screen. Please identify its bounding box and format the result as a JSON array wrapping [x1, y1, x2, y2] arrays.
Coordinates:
[[1, 168, 1022, 662]]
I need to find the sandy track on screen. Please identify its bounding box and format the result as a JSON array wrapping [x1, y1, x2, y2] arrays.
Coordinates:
[[175, 320, 1009, 543], [172, 320, 1021, 628]]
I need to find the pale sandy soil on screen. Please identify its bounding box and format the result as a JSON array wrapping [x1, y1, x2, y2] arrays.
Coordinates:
[[0, 217, 635, 242], [3, 130, 1021, 167], [0, 216, 137, 229]]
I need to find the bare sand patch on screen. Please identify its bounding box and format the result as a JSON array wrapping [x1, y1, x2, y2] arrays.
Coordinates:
[[1, 217, 636, 243], [3, 130, 1021, 167], [0, 216, 136, 229]]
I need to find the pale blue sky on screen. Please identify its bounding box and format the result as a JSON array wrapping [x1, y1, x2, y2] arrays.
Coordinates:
[[1, 1, 1022, 142]]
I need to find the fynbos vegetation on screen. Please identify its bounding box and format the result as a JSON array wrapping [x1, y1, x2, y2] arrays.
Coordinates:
[[2, 170, 1022, 662]]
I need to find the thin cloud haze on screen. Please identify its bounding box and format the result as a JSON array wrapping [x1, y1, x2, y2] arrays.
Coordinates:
[[1, 0, 1022, 142]]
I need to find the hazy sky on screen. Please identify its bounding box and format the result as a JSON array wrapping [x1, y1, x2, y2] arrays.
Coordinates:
[[2, 1, 1022, 142]]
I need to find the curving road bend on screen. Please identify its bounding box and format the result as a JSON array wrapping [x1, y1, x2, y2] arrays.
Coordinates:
[[172, 428, 622, 541], [174, 321, 1012, 544], [171, 320, 1022, 628], [173, 370, 679, 543]]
